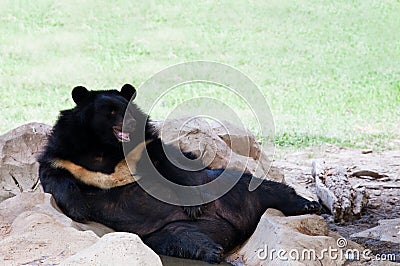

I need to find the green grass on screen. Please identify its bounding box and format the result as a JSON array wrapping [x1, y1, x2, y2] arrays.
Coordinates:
[[0, 0, 399, 150]]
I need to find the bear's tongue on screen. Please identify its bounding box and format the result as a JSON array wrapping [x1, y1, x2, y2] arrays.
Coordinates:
[[117, 131, 130, 142], [113, 127, 130, 142]]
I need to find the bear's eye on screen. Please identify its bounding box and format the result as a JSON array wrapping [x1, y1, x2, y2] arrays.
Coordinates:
[[110, 110, 116, 115]]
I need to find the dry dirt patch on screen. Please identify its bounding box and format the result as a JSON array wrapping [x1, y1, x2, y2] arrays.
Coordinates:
[[274, 145, 400, 262]]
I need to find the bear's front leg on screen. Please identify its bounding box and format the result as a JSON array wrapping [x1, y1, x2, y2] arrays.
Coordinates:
[[51, 159, 136, 189], [259, 180, 322, 216], [39, 163, 90, 222]]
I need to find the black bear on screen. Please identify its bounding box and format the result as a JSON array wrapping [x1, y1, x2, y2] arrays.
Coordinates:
[[39, 84, 321, 264]]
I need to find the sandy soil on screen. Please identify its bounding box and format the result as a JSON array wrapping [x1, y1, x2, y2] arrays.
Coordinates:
[[273, 145, 400, 262]]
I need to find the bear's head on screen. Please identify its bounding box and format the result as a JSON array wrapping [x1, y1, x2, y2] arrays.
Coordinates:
[[71, 84, 146, 146]]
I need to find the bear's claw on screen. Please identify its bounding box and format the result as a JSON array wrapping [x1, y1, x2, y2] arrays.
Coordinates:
[[300, 200, 322, 215]]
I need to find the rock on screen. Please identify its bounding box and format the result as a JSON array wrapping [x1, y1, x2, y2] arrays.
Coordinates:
[[351, 218, 400, 244], [61, 232, 162, 266], [152, 117, 284, 183], [0, 122, 51, 202], [0, 193, 98, 266], [226, 209, 363, 266], [0, 192, 162, 266], [285, 175, 317, 201], [73, 221, 115, 237], [212, 121, 262, 160]]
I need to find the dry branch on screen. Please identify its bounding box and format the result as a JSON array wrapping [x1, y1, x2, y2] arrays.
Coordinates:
[[312, 161, 369, 222]]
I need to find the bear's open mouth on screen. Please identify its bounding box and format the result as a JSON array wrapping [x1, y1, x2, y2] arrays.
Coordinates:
[[113, 126, 130, 142]]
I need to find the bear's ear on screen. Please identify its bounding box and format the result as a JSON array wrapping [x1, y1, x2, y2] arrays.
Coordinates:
[[120, 84, 137, 101], [72, 86, 89, 105]]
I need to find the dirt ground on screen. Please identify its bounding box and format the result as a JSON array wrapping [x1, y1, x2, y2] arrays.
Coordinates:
[[273, 145, 400, 263]]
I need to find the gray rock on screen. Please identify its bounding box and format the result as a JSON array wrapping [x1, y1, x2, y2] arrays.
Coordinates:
[[0, 122, 51, 202], [0, 192, 162, 266], [351, 218, 400, 244], [226, 209, 364, 266], [0, 193, 98, 266], [61, 232, 162, 266], [152, 117, 284, 182]]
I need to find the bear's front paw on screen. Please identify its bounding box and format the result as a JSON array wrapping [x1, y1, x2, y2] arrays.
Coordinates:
[[300, 200, 322, 215]]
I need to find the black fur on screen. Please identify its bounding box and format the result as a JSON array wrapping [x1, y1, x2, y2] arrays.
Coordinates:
[[38, 85, 321, 264]]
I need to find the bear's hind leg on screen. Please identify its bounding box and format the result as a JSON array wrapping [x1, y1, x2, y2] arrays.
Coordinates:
[[143, 222, 224, 264]]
